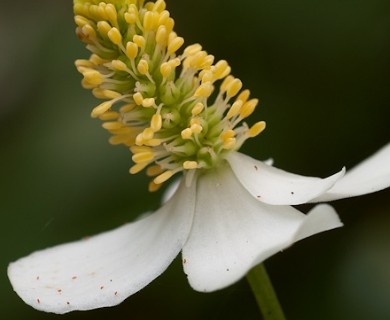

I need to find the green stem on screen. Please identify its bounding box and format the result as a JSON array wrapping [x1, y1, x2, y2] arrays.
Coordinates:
[[246, 263, 286, 320]]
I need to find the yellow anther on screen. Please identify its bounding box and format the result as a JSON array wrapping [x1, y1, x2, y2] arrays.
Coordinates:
[[97, 21, 111, 35], [226, 100, 243, 119], [151, 114, 162, 131], [111, 60, 128, 71], [93, 88, 122, 99], [99, 111, 119, 121], [190, 123, 203, 134], [89, 54, 107, 65], [132, 151, 154, 163], [200, 54, 214, 69], [220, 129, 236, 140], [226, 78, 243, 98], [193, 82, 213, 98], [129, 162, 149, 174], [158, 10, 170, 25], [223, 137, 236, 149], [156, 25, 168, 45], [148, 181, 162, 192], [153, 170, 174, 185], [74, 15, 90, 28], [181, 128, 193, 139], [133, 34, 146, 49], [220, 75, 234, 92], [142, 98, 155, 108], [146, 165, 163, 177], [124, 12, 137, 24], [102, 121, 123, 130], [169, 58, 181, 67], [143, 11, 159, 32], [153, 0, 166, 12], [144, 138, 162, 147], [213, 60, 231, 80], [105, 3, 117, 23], [142, 127, 155, 140], [240, 98, 259, 118], [133, 92, 143, 105], [237, 89, 250, 103], [183, 43, 202, 57], [81, 24, 96, 38], [126, 42, 138, 59], [160, 62, 172, 78], [130, 145, 152, 154], [83, 70, 103, 86], [119, 104, 135, 113], [192, 102, 204, 116], [137, 59, 149, 75], [163, 17, 175, 33], [248, 121, 266, 137], [201, 70, 213, 83], [91, 101, 113, 118], [167, 36, 184, 55], [107, 27, 122, 45], [183, 161, 198, 170]]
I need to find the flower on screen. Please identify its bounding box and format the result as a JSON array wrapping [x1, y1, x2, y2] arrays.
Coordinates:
[[8, 0, 390, 314]]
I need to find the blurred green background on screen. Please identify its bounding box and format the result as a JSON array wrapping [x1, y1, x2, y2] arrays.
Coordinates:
[[1, 0, 390, 319]]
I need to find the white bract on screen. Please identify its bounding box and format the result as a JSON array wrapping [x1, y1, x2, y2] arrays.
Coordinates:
[[8, 0, 390, 314]]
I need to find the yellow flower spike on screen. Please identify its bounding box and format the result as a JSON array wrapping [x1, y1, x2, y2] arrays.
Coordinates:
[[167, 36, 184, 55], [151, 114, 162, 131], [126, 41, 138, 59], [153, 170, 174, 185], [102, 121, 123, 130], [183, 160, 198, 170], [146, 164, 163, 177], [99, 111, 119, 121], [181, 128, 193, 140], [129, 162, 149, 174], [248, 121, 266, 138], [133, 34, 146, 50], [132, 151, 154, 164], [192, 102, 204, 116], [226, 78, 243, 98], [226, 100, 243, 119], [107, 27, 122, 45], [91, 101, 113, 118], [133, 92, 144, 105], [142, 98, 155, 108], [111, 60, 128, 71], [193, 82, 213, 98], [240, 98, 259, 119]]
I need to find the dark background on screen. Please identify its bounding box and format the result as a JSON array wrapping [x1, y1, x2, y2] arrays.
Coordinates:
[[1, 0, 390, 319]]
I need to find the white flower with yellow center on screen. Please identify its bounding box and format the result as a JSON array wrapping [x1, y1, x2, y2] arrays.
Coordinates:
[[8, 0, 390, 314]]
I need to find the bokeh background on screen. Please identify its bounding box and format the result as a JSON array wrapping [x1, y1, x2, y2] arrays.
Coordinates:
[[1, 0, 390, 319]]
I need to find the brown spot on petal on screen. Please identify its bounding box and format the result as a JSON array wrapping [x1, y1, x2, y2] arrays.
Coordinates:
[[254, 165, 258, 170], [291, 191, 294, 195], [67, 302, 70, 305], [37, 298, 40, 304], [100, 286, 104, 290], [36, 276, 40, 280], [72, 276, 77, 280], [57, 289, 62, 293], [114, 291, 118, 296], [183, 258, 187, 264], [256, 195, 261, 198]]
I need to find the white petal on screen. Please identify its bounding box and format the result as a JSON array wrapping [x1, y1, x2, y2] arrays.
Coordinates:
[[8, 178, 195, 314], [182, 164, 342, 292], [226, 152, 345, 205], [312, 143, 390, 202]]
